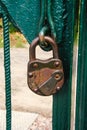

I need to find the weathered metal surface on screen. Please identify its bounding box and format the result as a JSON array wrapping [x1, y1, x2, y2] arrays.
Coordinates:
[[53, 0, 75, 129], [28, 61, 64, 96], [27, 37, 64, 96], [75, 0, 87, 130], [0, 0, 64, 43]]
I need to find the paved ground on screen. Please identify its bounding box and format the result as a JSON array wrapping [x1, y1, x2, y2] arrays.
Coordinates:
[[0, 47, 52, 129], [0, 47, 52, 116], [0, 110, 52, 130], [0, 110, 38, 130]]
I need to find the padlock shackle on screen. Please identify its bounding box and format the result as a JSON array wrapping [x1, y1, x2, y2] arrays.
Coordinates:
[[29, 36, 59, 61]]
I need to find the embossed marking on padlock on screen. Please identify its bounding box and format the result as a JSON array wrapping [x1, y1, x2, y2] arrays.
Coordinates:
[[27, 36, 64, 96]]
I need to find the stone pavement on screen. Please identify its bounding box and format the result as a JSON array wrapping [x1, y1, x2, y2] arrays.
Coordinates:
[[0, 47, 52, 129], [0, 48, 52, 117], [0, 110, 38, 130]]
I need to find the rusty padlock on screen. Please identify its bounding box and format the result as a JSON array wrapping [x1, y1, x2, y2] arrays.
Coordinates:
[[27, 36, 64, 96]]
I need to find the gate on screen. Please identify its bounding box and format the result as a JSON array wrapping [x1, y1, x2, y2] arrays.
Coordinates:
[[0, 0, 87, 130]]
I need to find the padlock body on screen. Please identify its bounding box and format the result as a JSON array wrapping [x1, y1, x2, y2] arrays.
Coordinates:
[[27, 58, 64, 96]]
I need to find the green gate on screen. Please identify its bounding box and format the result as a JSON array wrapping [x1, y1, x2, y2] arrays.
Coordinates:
[[0, 0, 87, 130]]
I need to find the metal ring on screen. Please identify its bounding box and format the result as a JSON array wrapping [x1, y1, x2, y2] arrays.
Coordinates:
[[39, 26, 48, 42]]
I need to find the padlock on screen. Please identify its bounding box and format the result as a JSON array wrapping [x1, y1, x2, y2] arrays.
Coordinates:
[[27, 36, 64, 96]]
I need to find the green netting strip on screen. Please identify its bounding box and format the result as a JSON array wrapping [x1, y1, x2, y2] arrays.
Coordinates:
[[3, 12, 11, 130]]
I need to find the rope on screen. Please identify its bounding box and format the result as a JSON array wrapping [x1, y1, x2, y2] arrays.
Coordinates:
[[3, 12, 12, 130]]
